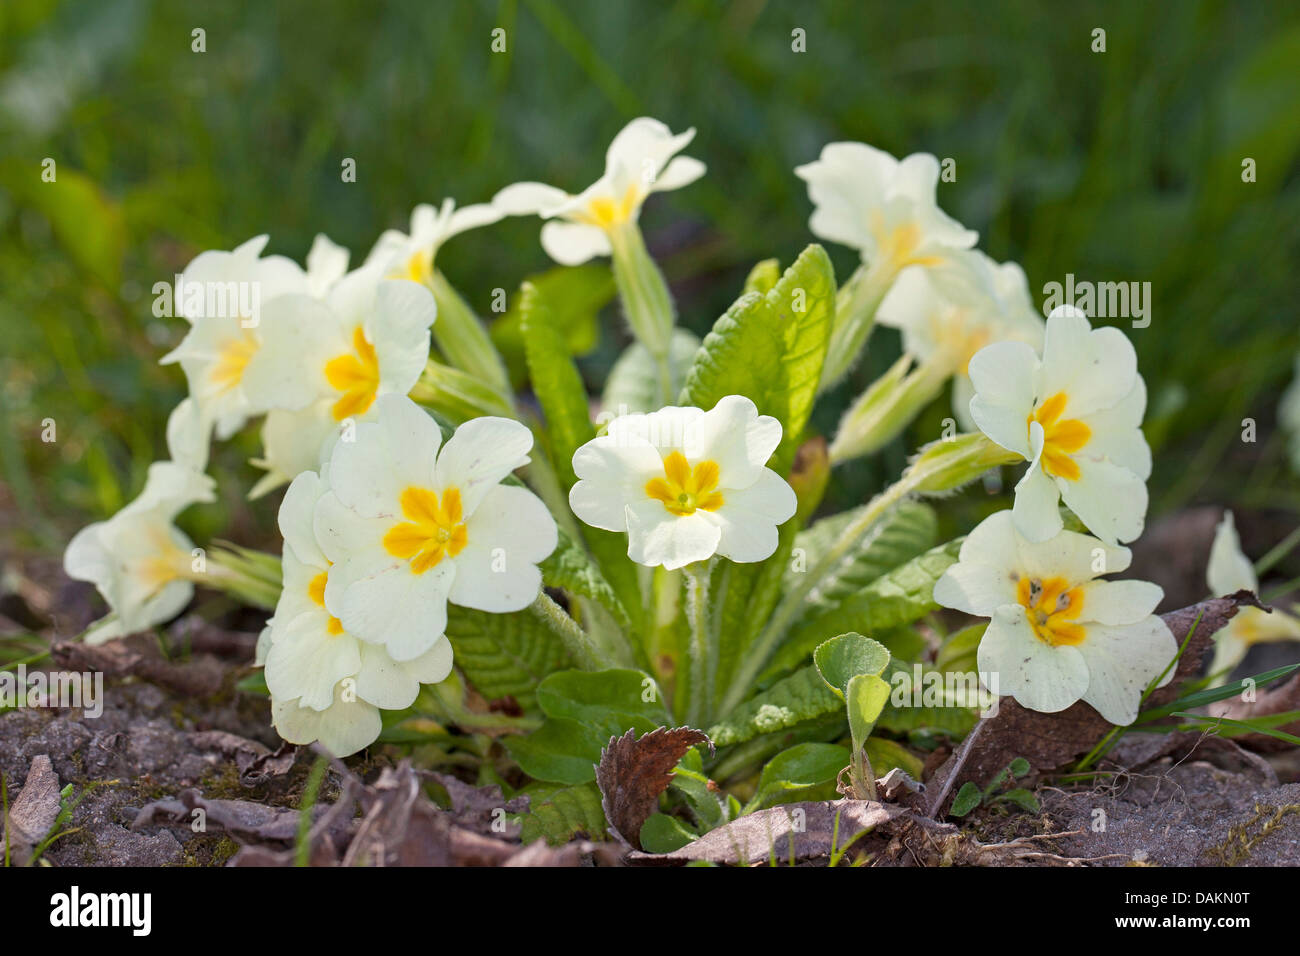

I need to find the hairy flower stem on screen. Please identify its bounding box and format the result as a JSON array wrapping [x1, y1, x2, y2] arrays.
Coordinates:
[[529, 591, 612, 671], [609, 222, 676, 405], [683, 561, 714, 728], [817, 257, 899, 394], [828, 351, 955, 464]]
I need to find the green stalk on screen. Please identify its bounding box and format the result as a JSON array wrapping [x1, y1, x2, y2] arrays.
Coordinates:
[[529, 590, 611, 670], [817, 257, 899, 394], [608, 221, 676, 405], [828, 351, 956, 464], [683, 560, 715, 728], [410, 358, 516, 422]]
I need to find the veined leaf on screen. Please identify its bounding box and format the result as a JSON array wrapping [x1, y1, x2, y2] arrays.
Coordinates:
[[746, 742, 849, 811], [742, 258, 781, 296], [767, 539, 962, 679], [520, 282, 595, 491], [679, 243, 836, 473], [541, 528, 633, 632], [707, 665, 842, 747], [519, 782, 608, 845], [506, 668, 670, 784], [444, 605, 570, 708], [786, 500, 938, 616]]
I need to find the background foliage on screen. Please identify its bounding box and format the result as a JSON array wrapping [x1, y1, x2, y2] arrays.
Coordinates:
[[2, 0, 1298, 555]]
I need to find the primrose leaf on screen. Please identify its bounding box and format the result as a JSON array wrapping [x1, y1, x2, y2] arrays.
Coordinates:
[[707, 665, 842, 747], [949, 782, 984, 818], [679, 243, 836, 473], [520, 282, 595, 491], [742, 257, 781, 296], [540, 528, 633, 632], [846, 673, 891, 747], [444, 605, 569, 709], [506, 669, 670, 785], [769, 539, 962, 679], [813, 632, 891, 696], [787, 501, 938, 617], [748, 743, 850, 810], [519, 782, 608, 845], [639, 813, 699, 853], [601, 329, 701, 415], [997, 788, 1041, 813]]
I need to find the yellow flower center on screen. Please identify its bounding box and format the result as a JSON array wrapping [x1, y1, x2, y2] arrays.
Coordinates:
[[1028, 392, 1091, 481], [382, 486, 469, 574], [870, 213, 945, 270], [405, 250, 433, 286], [645, 450, 724, 517], [211, 333, 258, 394], [307, 569, 345, 635], [576, 183, 644, 230], [323, 326, 381, 421], [1017, 574, 1086, 646]]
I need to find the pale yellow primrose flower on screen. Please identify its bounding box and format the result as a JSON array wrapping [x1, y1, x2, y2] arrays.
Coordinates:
[[491, 117, 705, 266], [795, 141, 977, 269], [968, 306, 1151, 546], [830, 249, 1045, 461], [934, 510, 1175, 725], [265, 469, 453, 756], [304, 233, 350, 297], [1205, 510, 1300, 681], [63, 461, 216, 645], [569, 396, 797, 571], [160, 235, 312, 439], [311, 395, 558, 662], [365, 199, 505, 284], [243, 268, 437, 496]]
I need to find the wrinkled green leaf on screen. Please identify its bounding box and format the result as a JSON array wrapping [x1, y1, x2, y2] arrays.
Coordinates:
[[679, 243, 836, 473], [949, 782, 983, 818], [493, 264, 614, 382], [707, 665, 842, 747], [519, 782, 608, 845], [813, 632, 891, 696], [639, 812, 699, 852], [769, 539, 962, 679], [748, 742, 850, 810], [444, 605, 570, 708]]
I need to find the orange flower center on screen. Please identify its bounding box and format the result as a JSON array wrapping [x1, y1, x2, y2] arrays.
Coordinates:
[[645, 450, 724, 517], [382, 486, 468, 574], [1017, 574, 1085, 646], [324, 326, 381, 421], [1028, 392, 1091, 481]]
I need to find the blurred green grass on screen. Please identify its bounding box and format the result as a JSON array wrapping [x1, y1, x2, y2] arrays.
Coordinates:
[[2, 0, 1298, 554]]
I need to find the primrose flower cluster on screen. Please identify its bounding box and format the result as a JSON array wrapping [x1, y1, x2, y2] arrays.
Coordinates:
[[64, 115, 1275, 762]]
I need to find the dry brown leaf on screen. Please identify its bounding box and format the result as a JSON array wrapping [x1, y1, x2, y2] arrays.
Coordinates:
[[630, 799, 905, 865], [0, 755, 62, 864], [596, 726, 712, 849]]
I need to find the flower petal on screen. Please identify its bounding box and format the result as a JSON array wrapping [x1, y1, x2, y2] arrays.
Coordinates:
[[540, 221, 612, 265], [978, 605, 1089, 714], [624, 499, 721, 570], [433, 416, 534, 516], [450, 485, 556, 612], [968, 340, 1039, 457], [1206, 509, 1258, 595], [1076, 618, 1177, 724]]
